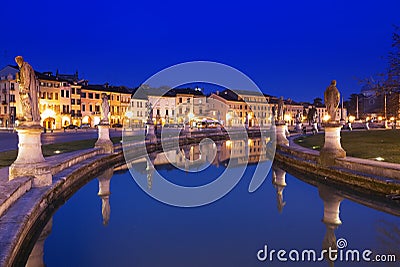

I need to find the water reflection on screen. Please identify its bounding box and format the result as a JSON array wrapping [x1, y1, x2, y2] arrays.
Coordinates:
[[319, 185, 343, 267], [26, 218, 52, 267], [23, 138, 399, 266], [97, 168, 113, 226], [272, 165, 287, 213]]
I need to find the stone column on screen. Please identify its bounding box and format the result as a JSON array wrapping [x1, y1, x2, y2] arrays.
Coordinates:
[[320, 122, 346, 166], [9, 125, 52, 187], [275, 121, 289, 146], [95, 123, 113, 153], [98, 168, 113, 226]]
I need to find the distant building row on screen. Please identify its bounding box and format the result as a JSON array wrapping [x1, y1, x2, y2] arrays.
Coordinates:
[[0, 65, 346, 129]]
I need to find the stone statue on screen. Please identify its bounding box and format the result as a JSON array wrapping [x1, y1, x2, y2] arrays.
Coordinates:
[[295, 110, 302, 123], [15, 56, 40, 124], [324, 80, 340, 122], [272, 105, 277, 119], [100, 93, 109, 123], [146, 101, 153, 121], [277, 96, 284, 121]]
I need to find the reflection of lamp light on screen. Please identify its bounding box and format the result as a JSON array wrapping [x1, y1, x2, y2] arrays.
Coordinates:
[[226, 113, 231, 121], [323, 115, 331, 122], [248, 113, 253, 120], [82, 116, 90, 124], [390, 117, 395, 121], [188, 112, 194, 120], [366, 116, 370, 121]]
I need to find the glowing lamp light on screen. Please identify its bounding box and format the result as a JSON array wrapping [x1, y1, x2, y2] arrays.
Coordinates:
[[94, 116, 101, 125], [323, 115, 331, 122], [284, 114, 291, 121], [248, 139, 253, 146], [226, 113, 232, 121], [375, 157, 384, 161], [188, 113, 194, 120], [390, 117, 395, 121], [348, 116, 355, 123], [248, 113, 253, 120], [366, 116, 370, 121], [41, 109, 56, 119], [226, 140, 232, 147], [378, 116, 383, 121], [125, 110, 134, 118], [54, 150, 61, 154]]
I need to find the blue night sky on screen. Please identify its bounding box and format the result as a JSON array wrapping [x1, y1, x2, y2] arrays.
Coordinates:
[[1, 0, 399, 102]]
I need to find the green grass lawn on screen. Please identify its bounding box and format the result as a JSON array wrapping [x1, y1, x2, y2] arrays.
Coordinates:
[[294, 130, 400, 164], [0, 136, 122, 168]]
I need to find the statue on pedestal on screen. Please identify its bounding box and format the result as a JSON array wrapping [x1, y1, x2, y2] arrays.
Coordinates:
[[100, 93, 109, 124], [277, 96, 284, 121], [324, 80, 340, 122], [15, 56, 40, 124]]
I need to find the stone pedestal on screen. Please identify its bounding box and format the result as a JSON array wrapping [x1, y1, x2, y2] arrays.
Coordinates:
[[320, 123, 346, 166], [145, 122, 157, 143], [275, 121, 289, 146], [95, 124, 113, 153], [9, 125, 52, 187]]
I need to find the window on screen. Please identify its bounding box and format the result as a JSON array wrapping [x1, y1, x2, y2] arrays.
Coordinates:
[[66, 91, 70, 98], [117, 96, 120, 101], [82, 104, 86, 112], [157, 109, 160, 115], [95, 93, 100, 99], [47, 93, 52, 100], [187, 98, 190, 103], [47, 83, 52, 87], [10, 95, 15, 103], [89, 105, 92, 112], [166, 110, 169, 115], [179, 97, 182, 103], [40, 82, 45, 86], [137, 111, 140, 116], [137, 102, 140, 108], [77, 99, 81, 105], [81, 92, 86, 98], [55, 93, 58, 100], [88, 93, 93, 99], [71, 88, 75, 94], [172, 110, 174, 116], [61, 90, 64, 97], [77, 89, 81, 94], [95, 105, 100, 112], [10, 83, 14, 90], [71, 99, 76, 105], [3, 106, 6, 114]]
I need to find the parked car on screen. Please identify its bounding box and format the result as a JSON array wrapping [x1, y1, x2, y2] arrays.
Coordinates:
[[64, 124, 79, 130], [80, 123, 91, 129], [112, 123, 123, 128]]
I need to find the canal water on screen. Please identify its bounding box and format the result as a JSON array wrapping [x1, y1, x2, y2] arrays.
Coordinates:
[[26, 139, 399, 267]]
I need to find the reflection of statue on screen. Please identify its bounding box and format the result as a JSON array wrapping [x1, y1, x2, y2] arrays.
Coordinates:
[[277, 97, 284, 121], [324, 80, 340, 122], [308, 106, 317, 124], [272, 165, 287, 213], [98, 168, 113, 226], [101, 93, 109, 123], [15, 56, 40, 123], [26, 217, 53, 267]]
